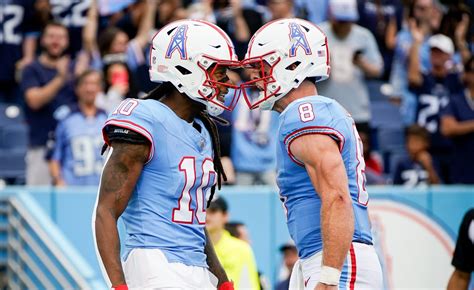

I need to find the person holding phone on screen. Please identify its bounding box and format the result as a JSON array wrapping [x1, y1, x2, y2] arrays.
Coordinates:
[[96, 55, 139, 113]]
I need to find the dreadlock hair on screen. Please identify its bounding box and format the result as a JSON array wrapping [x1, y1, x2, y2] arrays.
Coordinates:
[[197, 110, 227, 207], [143, 82, 228, 206]]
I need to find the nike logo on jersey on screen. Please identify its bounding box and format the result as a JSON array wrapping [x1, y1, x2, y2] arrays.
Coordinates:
[[304, 276, 311, 287]]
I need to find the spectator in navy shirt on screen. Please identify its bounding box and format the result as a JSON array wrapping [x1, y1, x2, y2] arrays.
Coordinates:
[[408, 33, 463, 183], [393, 125, 440, 186], [21, 22, 86, 185], [441, 57, 474, 184], [0, 0, 40, 104]]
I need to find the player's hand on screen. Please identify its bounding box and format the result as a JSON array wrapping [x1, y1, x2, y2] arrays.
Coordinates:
[[314, 282, 337, 290]]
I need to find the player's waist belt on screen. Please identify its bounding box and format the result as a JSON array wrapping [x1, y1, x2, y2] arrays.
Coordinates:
[[352, 239, 373, 246]]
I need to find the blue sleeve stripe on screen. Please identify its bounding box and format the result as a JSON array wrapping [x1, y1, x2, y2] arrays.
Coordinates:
[[103, 119, 155, 163], [284, 126, 346, 166]]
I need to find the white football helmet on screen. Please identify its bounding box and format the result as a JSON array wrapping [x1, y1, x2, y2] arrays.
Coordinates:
[[241, 18, 330, 110], [149, 19, 240, 116]]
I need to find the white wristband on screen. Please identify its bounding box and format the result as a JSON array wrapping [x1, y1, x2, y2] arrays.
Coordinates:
[[319, 266, 341, 286]]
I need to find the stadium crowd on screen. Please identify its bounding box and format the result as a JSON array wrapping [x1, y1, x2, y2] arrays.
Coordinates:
[[0, 1, 473, 289], [0, 0, 473, 185]]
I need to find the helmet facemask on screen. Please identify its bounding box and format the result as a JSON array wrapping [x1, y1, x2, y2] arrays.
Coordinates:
[[196, 55, 241, 116], [240, 51, 283, 110]]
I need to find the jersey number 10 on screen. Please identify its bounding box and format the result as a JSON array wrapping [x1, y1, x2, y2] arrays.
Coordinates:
[[172, 157, 216, 224]]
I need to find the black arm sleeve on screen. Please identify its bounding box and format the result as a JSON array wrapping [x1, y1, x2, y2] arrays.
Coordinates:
[[452, 208, 474, 273], [104, 125, 150, 145]]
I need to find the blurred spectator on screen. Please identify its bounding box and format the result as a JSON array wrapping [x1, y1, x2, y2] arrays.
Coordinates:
[[115, 0, 186, 38], [318, 0, 383, 135], [207, 197, 260, 290], [21, 22, 87, 185], [294, 0, 329, 23], [447, 208, 474, 290], [155, 0, 187, 29], [408, 33, 463, 183], [440, 57, 474, 184], [437, 3, 472, 66], [226, 221, 270, 290], [50, 0, 92, 56], [226, 221, 251, 244], [97, 0, 136, 16], [95, 54, 139, 113], [0, 0, 40, 104], [231, 94, 277, 186], [213, 0, 264, 59], [359, 130, 386, 185], [275, 242, 298, 290], [393, 125, 440, 186], [187, 0, 217, 23], [357, 0, 404, 80], [389, 0, 439, 124], [49, 70, 106, 186], [267, 0, 294, 19], [83, 0, 156, 72]]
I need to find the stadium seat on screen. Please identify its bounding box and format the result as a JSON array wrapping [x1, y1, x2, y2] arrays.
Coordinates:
[[0, 103, 24, 125], [0, 103, 27, 182], [0, 124, 28, 150], [0, 151, 25, 180], [367, 80, 388, 102], [376, 128, 407, 176], [370, 100, 403, 130]]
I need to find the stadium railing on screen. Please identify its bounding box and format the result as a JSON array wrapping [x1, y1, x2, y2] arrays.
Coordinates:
[[0, 189, 105, 290]]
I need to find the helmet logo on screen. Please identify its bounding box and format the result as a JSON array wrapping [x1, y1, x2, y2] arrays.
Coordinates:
[[288, 23, 312, 57], [165, 24, 189, 60]]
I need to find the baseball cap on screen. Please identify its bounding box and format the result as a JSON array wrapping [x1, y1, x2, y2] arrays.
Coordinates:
[[428, 34, 454, 55], [329, 0, 359, 22], [208, 196, 228, 212]]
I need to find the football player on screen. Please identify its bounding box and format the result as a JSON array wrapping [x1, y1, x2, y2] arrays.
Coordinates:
[[93, 19, 240, 290], [241, 18, 383, 290]]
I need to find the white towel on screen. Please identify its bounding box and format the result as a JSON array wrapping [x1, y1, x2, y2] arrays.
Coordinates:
[[289, 259, 305, 290]]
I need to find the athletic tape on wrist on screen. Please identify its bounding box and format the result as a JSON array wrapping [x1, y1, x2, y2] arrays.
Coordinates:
[[319, 266, 341, 286]]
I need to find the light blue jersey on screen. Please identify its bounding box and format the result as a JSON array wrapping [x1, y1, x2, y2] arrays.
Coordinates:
[[51, 107, 107, 185], [231, 99, 278, 173], [103, 99, 216, 268], [277, 95, 372, 259]]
